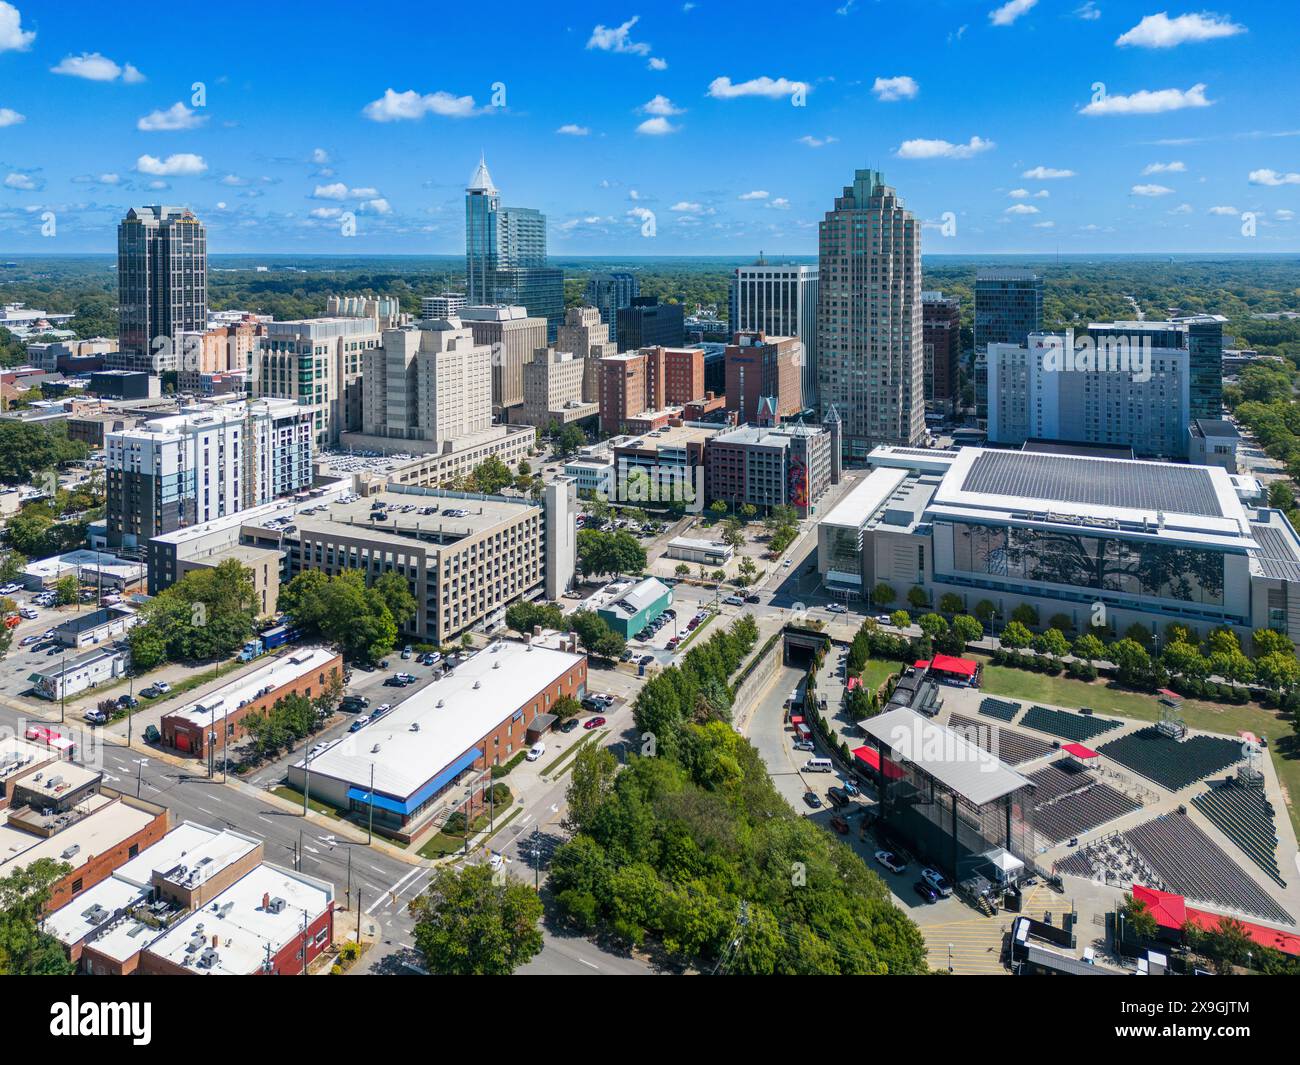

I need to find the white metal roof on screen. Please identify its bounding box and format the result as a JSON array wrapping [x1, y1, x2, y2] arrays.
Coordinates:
[[820, 467, 908, 531], [163, 647, 339, 728]]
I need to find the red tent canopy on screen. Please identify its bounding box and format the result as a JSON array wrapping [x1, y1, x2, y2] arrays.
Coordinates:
[[1062, 742, 1100, 759], [789, 715, 804, 725], [846, 676, 862, 692], [929, 653, 978, 678], [852, 745, 905, 780], [1133, 884, 1300, 957], [914, 659, 931, 670], [1131, 884, 1186, 929]]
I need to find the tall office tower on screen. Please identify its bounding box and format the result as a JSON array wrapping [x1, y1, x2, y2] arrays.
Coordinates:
[[585, 272, 639, 334], [464, 156, 564, 339], [361, 319, 493, 447], [105, 399, 312, 548], [728, 258, 819, 409], [725, 331, 803, 424], [115, 206, 207, 373], [458, 304, 548, 417], [255, 317, 382, 447], [421, 292, 467, 320], [556, 305, 616, 402], [973, 269, 1042, 423], [816, 169, 923, 458], [921, 292, 961, 415], [617, 296, 685, 351]]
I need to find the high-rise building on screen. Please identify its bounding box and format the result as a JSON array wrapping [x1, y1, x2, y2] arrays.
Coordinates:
[[921, 292, 961, 415], [105, 399, 312, 548], [729, 259, 819, 408], [114, 206, 207, 373], [421, 293, 467, 320], [254, 317, 382, 447], [974, 269, 1042, 423], [556, 305, 616, 402], [464, 157, 563, 338], [520, 348, 599, 427], [458, 304, 548, 416], [361, 319, 493, 448], [585, 272, 639, 334], [617, 296, 685, 351], [175, 317, 263, 393], [816, 170, 923, 457], [725, 331, 803, 424]]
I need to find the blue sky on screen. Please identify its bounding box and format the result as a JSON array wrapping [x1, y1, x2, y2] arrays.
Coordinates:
[[0, 0, 1296, 255]]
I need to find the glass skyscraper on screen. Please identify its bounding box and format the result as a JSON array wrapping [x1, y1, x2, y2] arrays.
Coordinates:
[[974, 269, 1043, 423], [464, 157, 563, 339]]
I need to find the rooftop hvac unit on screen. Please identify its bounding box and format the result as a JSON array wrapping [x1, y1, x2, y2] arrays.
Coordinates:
[[371, 744, 381, 754], [436, 700, 444, 708], [197, 947, 219, 969], [47, 775, 64, 789], [410, 723, 420, 732], [493, 661, 500, 669], [473, 680, 481, 689], [267, 896, 287, 914], [60, 843, 80, 860]]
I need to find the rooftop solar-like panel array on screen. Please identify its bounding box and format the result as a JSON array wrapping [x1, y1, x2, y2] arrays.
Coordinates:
[[1250, 523, 1300, 583], [960, 451, 1223, 518]]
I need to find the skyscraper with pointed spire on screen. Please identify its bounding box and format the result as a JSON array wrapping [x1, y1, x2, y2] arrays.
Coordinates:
[[463, 155, 563, 339]]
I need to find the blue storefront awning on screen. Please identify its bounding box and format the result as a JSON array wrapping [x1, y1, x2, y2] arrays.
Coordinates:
[[347, 746, 484, 816]]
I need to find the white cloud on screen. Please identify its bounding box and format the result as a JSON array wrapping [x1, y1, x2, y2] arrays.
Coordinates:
[[872, 76, 918, 102], [1249, 169, 1300, 186], [311, 148, 330, 165], [1131, 183, 1174, 196], [0, 106, 23, 127], [670, 201, 702, 212], [138, 102, 206, 131], [766, 197, 791, 209], [1008, 188, 1030, 198], [636, 116, 679, 136], [640, 94, 684, 116], [135, 153, 206, 176], [359, 198, 391, 214], [220, 174, 247, 186], [1208, 205, 1238, 215], [4, 171, 39, 190], [312, 182, 348, 200], [1141, 160, 1185, 175], [146, 179, 168, 190], [0, 3, 35, 52], [707, 75, 809, 101], [349, 186, 379, 198], [1022, 166, 1075, 179], [1034, 190, 1050, 198], [362, 88, 482, 122], [648, 57, 667, 71], [1081, 83, 1212, 116], [1074, 2, 1100, 20], [1169, 203, 1194, 214], [989, 0, 1038, 28], [1117, 12, 1246, 49], [309, 207, 341, 220], [1004, 203, 1040, 215], [1276, 209, 1295, 221], [555, 124, 590, 137], [797, 135, 837, 148], [738, 190, 770, 200], [51, 52, 144, 83], [1033, 221, 1056, 228], [896, 135, 994, 159], [587, 16, 651, 55]]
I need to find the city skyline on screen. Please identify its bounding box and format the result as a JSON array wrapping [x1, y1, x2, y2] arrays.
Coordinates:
[[0, 1, 1294, 254]]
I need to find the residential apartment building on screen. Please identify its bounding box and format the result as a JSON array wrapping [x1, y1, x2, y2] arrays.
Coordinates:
[[705, 421, 837, 517], [1086, 315, 1225, 423], [465, 157, 563, 338], [114, 206, 207, 374], [725, 331, 803, 423], [105, 399, 313, 548], [176, 317, 263, 393], [458, 304, 548, 416], [555, 305, 616, 402], [729, 259, 819, 408], [617, 296, 684, 351], [974, 269, 1043, 423], [361, 319, 493, 447], [816, 169, 924, 458], [254, 317, 381, 446], [921, 291, 961, 415], [986, 332, 1190, 459], [520, 347, 599, 427], [585, 272, 639, 335]]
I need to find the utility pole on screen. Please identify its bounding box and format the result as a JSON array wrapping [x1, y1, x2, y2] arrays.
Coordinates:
[[367, 763, 375, 844], [356, 891, 362, 945], [346, 848, 352, 909], [301, 911, 308, 976], [303, 748, 312, 816]]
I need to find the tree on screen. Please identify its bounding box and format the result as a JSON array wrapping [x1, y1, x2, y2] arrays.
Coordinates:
[[565, 743, 618, 832], [1009, 604, 1039, 629], [739, 503, 758, 522], [1110, 638, 1154, 687], [951, 614, 983, 648], [737, 557, 758, 587], [552, 694, 582, 722], [872, 583, 895, 608], [1253, 629, 1295, 657], [555, 424, 586, 458], [708, 500, 728, 520], [917, 613, 947, 640], [1120, 892, 1157, 940], [1034, 628, 1071, 658], [674, 563, 690, 578], [889, 609, 911, 631], [468, 455, 513, 495], [576, 529, 647, 579], [721, 517, 745, 549], [0, 859, 76, 975], [938, 593, 964, 615], [973, 599, 997, 625], [53, 575, 79, 606], [1072, 633, 1105, 664], [0, 550, 25, 583], [505, 600, 565, 636], [569, 610, 624, 661], [906, 585, 928, 610], [373, 571, 418, 631], [1000, 620, 1032, 651], [408, 864, 543, 976]]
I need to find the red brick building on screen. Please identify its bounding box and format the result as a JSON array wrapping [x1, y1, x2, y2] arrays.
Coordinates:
[[724, 331, 803, 423], [922, 292, 961, 414]]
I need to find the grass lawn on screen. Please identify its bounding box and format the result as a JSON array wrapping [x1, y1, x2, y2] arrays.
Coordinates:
[[417, 797, 515, 859], [977, 657, 1300, 837], [675, 611, 716, 652], [859, 659, 900, 694], [272, 785, 343, 821]]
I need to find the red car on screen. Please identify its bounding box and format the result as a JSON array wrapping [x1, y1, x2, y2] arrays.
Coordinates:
[[583, 716, 606, 730]]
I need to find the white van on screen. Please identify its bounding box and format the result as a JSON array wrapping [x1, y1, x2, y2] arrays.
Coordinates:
[[785, 689, 801, 709], [804, 758, 834, 773], [527, 741, 546, 762]]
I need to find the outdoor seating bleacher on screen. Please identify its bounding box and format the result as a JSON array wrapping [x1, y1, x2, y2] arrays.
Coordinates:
[[1028, 759, 1096, 805], [978, 697, 1020, 723], [1020, 704, 1121, 743], [948, 713, 1055, 766], [1034, 782, 1142, 845], [1097, 727, 1243, 792], [1192, 778, 1287, 888]]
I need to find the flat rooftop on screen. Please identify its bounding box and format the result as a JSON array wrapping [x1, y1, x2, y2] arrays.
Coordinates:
[[0, 799, 157, 878], [0, 738, 54, 783], [1249, 514, 1300, 582], [42, 875, 149, 951], [143, 863, 333, 975], [862, 706, 1032, 807], [616, 424, 716, 452], [296, 640, 583, 802], [163, 646, 338, 729], [601, 577, 670, 621], [279, 490, 538, 550], [820, 468, 908, 530], [114, 820, 258, 889], [12, 760, 100, 800]]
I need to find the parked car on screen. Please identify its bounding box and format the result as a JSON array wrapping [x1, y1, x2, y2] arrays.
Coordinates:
[[783, 558, 792, 567], [558, 718, 580, 733], [744, 594, 761, 603], [583, 716, 606, 730], [117, 694, 138, 709], [875, 614, 892, 625], [83, 708, 110, 725], [639, 655, 654, 666], [401, 646, 412, 659], [802, 791, 823, 809], [874, 850, 906, 875], [793, 739, 815, 753], [140, 685, 162, 699], [18, 607, 38, 620], [349, 716, 371, 732], [913, 880, 940, 904], [921, 868, 954, 898], [723, 595, 744, 606], [581, 695, 604, 712], [826, 786, 850, 807], [372, 703, 392, 717], [840, 778, 860, 798], [526, 741, 546, 762], [828, 603, 848, 614], [666, 637, 681, 650], [829, 815, 850, 835]]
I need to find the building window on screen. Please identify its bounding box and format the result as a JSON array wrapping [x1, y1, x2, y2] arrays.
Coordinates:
[[71, 878, 83, 894]]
